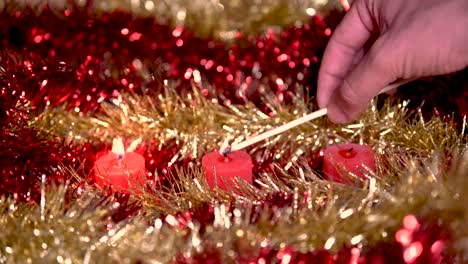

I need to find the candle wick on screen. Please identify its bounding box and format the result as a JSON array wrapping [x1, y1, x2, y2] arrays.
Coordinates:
[[117, 154, 124, 161], [222, 146, 232, 157], [348, 148, 354, 153]]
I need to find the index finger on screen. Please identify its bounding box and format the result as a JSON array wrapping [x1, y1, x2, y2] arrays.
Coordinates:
[[317, 1, 375, 108]]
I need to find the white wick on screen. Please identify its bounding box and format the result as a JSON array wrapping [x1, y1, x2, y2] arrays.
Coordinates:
[[112, 137, 125, 160]]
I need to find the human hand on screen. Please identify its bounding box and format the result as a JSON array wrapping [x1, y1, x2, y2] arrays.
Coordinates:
[[317, 0, 468, 123]]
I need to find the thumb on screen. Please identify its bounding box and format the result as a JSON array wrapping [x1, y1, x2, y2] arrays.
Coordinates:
[[326, 37, 398, 123]]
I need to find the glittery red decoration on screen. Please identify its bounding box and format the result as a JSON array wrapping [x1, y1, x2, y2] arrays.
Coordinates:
[[1, 6, 463, 119], [394, 215, 452, 264], [0, 7, 344, 115], [167, 197, 452, 263], [0, 120, 84, 201]]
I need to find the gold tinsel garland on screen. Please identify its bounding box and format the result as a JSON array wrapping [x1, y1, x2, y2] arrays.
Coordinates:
[[16, 83, 466, 262], [1, 120, 467, 262], [34, 82, 464, 173]]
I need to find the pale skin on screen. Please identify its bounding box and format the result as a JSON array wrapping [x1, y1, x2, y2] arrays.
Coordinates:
[[317, 0, 468, 123]]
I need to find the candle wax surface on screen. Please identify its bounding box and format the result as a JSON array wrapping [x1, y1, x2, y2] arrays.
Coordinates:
[[201, 150, 253, 190], [322, 143, 376, 183], [94, 152, 146, 192]]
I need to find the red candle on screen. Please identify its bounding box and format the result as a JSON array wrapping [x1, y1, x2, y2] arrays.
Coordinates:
[[94, 138, 146, 192], [201, 150, 253, 190], [322, 143, 376, 183]]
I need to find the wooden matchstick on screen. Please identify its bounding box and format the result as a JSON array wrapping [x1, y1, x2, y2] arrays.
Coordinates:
[[230, 108, 327, 151], [229, 78, 416, 152]]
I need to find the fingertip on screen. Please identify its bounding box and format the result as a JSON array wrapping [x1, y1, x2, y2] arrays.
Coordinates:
[[326, 95, 355, 124], [326, 77, 372, 124], [316, 84, 329, 109], [325, 37, 397, 124], [316, 92, 329, 110]]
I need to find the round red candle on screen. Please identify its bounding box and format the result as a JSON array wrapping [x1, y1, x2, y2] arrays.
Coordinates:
[[94, 138, 146, 192], [201, 150, 253, 190], [322, 143, 376, 183]]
